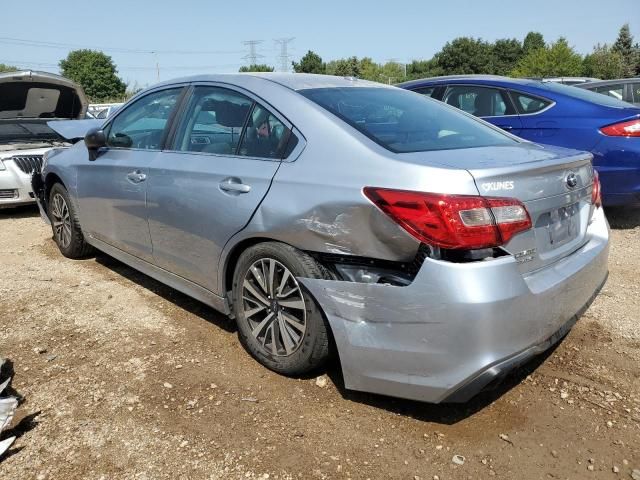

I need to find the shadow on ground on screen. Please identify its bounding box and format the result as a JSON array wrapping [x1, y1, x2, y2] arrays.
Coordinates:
[[325, 344, 558, 425], [94, 253, 235, 334], [0, 205, 40, 220], [606, 207, 640, 229]]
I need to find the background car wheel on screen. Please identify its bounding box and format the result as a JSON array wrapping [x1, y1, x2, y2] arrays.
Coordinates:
[[48, 183, 93, 259], [232, 242, 333, 376]]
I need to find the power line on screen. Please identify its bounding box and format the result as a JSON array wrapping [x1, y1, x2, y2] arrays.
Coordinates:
[[242, 40, 264, 66], [274, 37, 295, 72], [0, 59, 244, 72], [0, 36, 244, 55]]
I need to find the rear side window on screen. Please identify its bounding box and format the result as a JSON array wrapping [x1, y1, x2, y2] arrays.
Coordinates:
[[299, 87, 517, 153], [412, 86, 436, 97], [593, 84, 625, 101], [510, 91, 552, 114], [443, 85, 516, 117], [174, 86, 252, 154], [238, 104, 290, 159]]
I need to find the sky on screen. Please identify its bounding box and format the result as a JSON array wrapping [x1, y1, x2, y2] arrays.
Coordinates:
[[1, 0, 638, 88]]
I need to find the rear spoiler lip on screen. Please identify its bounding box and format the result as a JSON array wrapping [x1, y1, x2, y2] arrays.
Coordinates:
[[47, 119, 103, 142]]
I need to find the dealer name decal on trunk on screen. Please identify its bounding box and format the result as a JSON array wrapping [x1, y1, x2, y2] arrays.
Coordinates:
[[481, 181, 515, 191]]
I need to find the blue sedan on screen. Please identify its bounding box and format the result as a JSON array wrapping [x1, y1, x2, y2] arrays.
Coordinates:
[[399, 75, 640, 207]]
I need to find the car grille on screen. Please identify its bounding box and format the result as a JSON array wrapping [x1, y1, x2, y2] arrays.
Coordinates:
[[0, 189, 18, 199], [11, 155, 44, 175]]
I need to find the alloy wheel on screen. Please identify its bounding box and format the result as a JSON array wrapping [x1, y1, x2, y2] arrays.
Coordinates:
[[241, 258, 307, 356], [50, 193, 72, 249]]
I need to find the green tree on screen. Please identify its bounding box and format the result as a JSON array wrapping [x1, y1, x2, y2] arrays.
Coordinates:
[[583, 44, 625, 79], [239, 64, 274, 72], [380, 61, 405, 84], [405, 59, 444, 80], [511, 37, 583, 77], [59, 50, 126, 102], [491, 38, 524, 75], [0, 63, 18, 73], [358, 57, 382, 81], [523, 32, 545, 55], [292, 50, 325, 74], [434, 37, 493, 75], [326, 56, 361, 77], [612, 23, 636, 77]]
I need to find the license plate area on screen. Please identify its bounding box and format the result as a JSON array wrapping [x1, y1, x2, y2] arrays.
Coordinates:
[[536, 202, 580, 249]]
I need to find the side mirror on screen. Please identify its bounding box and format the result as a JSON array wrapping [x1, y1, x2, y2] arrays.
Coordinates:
[[85, 128, 106, 161]]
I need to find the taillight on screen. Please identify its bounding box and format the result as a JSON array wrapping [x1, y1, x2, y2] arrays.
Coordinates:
[[591, 170, 602, 207], [600, 118, 640, 137], [363, 187, 532, 250]]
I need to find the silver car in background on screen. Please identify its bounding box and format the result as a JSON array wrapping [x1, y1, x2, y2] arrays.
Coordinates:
[[34, 74, 609, 403], [0, 71, 87, 208]]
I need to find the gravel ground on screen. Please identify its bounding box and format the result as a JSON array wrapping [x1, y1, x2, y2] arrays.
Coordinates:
[[0, 205, 638, 480]]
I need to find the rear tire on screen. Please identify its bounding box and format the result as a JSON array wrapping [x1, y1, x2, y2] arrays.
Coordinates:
[[48, 183, 93, 259], [231, 242, 332, 376]]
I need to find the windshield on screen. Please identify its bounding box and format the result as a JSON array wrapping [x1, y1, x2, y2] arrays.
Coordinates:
[[299, 87, 517, 153], [537, 81, 635, 108]]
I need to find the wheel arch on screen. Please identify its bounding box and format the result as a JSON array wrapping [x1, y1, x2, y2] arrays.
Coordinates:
[[222, 236, 279, 298]]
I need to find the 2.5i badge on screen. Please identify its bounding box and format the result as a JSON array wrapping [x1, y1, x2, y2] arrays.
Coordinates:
[[514, 248, 536, 264]]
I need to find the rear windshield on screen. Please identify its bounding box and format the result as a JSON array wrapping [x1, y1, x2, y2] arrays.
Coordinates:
[[299, 87, 517, 153], [537, 81, 634, 108]]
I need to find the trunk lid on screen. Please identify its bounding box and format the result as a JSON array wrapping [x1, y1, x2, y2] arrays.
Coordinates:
[[428, 143, 594, 273]]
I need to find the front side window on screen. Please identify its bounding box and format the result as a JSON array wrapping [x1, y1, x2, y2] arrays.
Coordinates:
[[443, 85, 515, 117], [237, 104, 290, 159], [594, 84, 625, 101], [107, 88, 182, 150], [174, 86, 252, 154], [510, 91, 552, 114], [300, 87, 517, 153]]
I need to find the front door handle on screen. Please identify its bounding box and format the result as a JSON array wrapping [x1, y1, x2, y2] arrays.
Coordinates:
[[126, 170, 147, 183], [497, 125, 513, 131], [219, 178, 251, 194]]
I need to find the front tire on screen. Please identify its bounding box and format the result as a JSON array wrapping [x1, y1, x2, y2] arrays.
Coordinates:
[[231, 242, 332, 376], [48, 183, 93, 259]]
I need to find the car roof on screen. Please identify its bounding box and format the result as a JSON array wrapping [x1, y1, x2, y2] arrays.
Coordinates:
[[578, 78, 640, 88], [397, 75, 539, 89], [151, 73, 392, 92]]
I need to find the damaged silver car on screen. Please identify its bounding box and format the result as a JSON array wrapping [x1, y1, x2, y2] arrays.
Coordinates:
[[0, 71, 88, 208], [33, 74, 609, 403]]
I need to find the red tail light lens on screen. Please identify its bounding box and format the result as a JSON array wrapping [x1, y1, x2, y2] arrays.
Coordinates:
[[363, 188, 532, 250], [591, 170, 602, 207], [600, 119, 640, 137]]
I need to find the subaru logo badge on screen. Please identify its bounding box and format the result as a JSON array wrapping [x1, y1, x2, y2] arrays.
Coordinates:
[[566, 173, 578, 189]]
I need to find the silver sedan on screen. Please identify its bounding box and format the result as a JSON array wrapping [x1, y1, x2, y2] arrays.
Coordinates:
[[34, 74, 609, 403]]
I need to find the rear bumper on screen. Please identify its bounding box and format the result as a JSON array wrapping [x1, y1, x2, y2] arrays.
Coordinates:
[[299, 207, 610, 403]]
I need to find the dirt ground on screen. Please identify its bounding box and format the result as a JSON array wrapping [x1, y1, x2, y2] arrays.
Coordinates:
[[0, 205, 638, 480]]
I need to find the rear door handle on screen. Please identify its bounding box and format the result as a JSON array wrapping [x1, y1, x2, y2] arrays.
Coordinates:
[[126, 170, 147, 183], [497, 125, 513, 130], [219, 178, 251, 194]]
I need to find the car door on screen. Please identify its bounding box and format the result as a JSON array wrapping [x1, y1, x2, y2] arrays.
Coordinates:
[[76, 87, 185, 261], [146, 85, 294, 292], [442, 84, 523, 134]]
